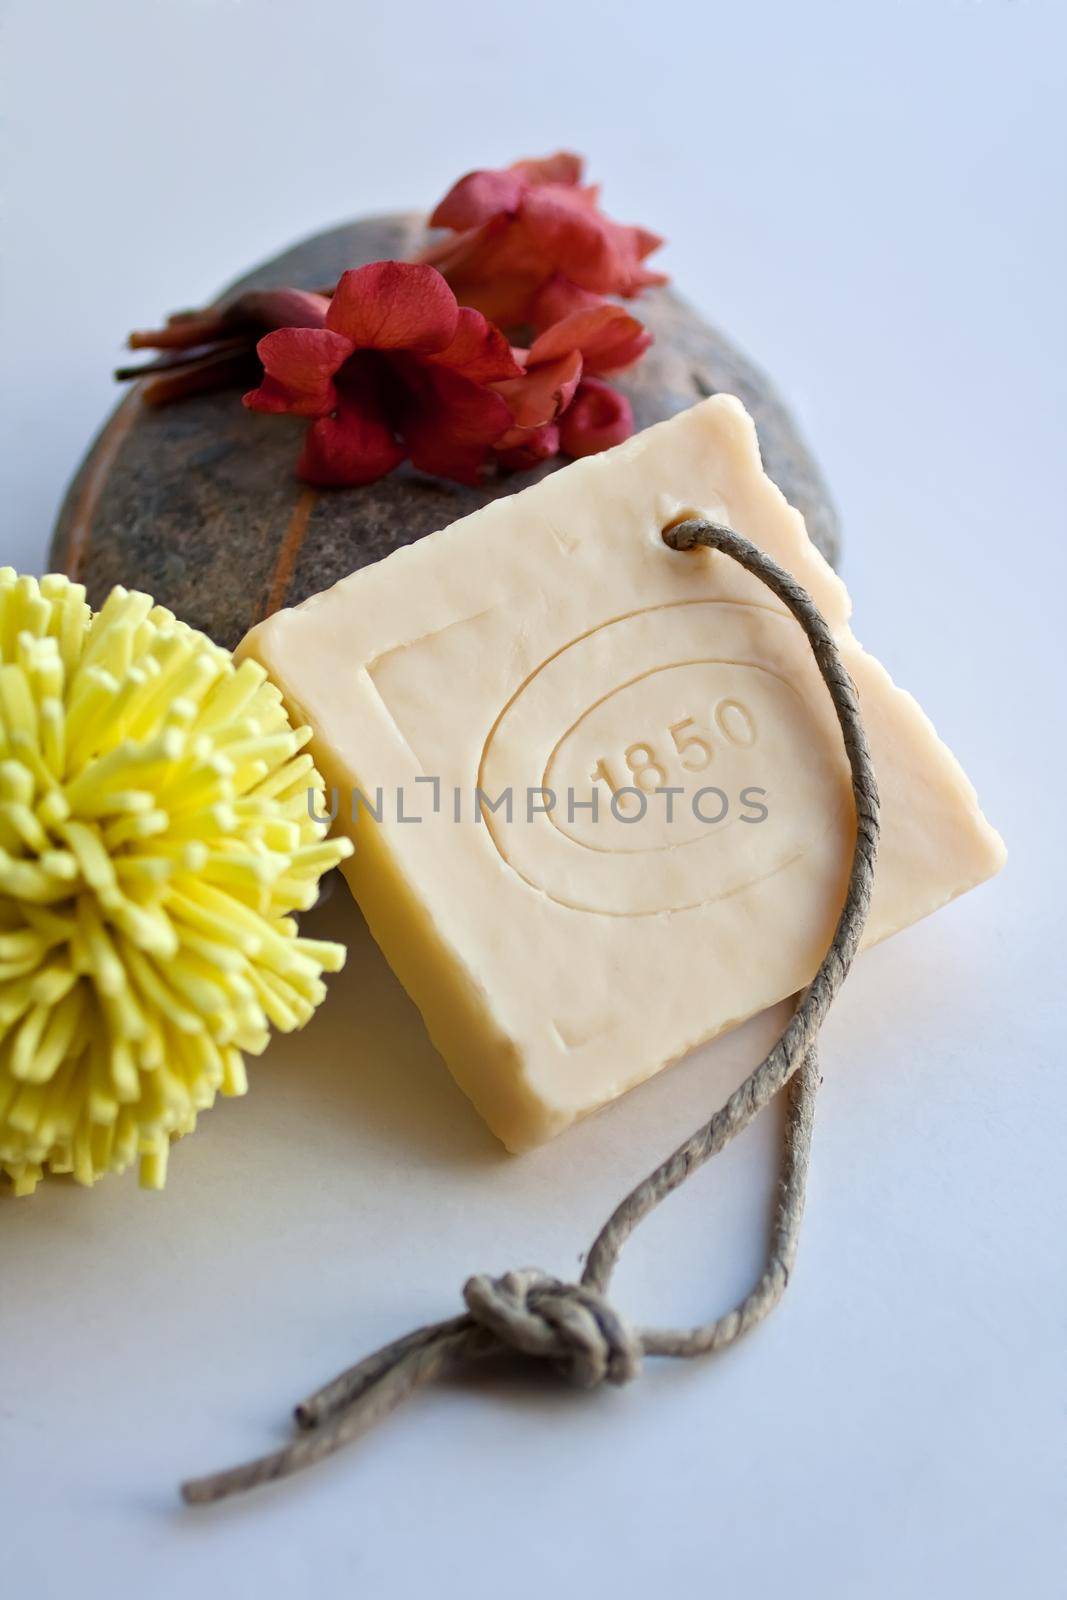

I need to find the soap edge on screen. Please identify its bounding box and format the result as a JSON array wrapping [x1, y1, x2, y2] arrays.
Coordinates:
[[237, 622, 559, 1152]]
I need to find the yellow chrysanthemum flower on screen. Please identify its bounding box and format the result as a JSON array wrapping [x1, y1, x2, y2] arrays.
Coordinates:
[[0, 571, 352, 1195]]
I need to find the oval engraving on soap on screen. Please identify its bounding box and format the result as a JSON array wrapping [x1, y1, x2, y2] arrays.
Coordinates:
[[546, 661, 780, 854], [478, 600, 849, 917]]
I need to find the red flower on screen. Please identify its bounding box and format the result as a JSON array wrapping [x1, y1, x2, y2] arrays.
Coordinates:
[[117, 154, 663, 488], [492, 301, 646, 466], [243, 262, 521, 486], [559, 379, 634, 458], [423, 152, 666, 328]]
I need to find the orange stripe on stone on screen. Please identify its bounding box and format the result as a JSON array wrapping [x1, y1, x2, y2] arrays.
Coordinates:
[[262, 487, 318, 619]]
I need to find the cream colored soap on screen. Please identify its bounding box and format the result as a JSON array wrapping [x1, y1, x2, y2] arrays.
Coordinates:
[[240, 397, 1005, 1150]]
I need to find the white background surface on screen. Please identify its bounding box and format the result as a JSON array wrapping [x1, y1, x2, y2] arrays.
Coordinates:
[[2, 2, 1065, 1596]]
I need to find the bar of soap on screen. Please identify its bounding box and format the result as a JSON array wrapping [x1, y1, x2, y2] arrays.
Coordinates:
[[240, 397, 1005, 1150]]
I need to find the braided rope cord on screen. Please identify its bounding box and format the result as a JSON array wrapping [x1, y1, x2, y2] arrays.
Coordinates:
[[182, 519, 880, 1505]]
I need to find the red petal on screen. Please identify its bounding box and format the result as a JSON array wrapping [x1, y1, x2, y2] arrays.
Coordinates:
[[420, 213, 510, 274], [420, 216, 544, 326], [429, 168, 526, 231], [297, 394, 404, 488], [436, 269, 544, 328], [494, 349, 582, 431], [608, 226, 668, 293], [529, 276, 605, 332], [398, 362, 513, 485], [559, 379, 634, 457], [517, 187, 617, 290], [527, 304, 651, 375], [326, 262, 458, 354], [509, 152, 584, 187], [519, 188, 666, 298], [430, 307, 523, 383], [496, 422, 561, 471], [592, 327, 652, 374], [243, 326, 352, 416], [632, 227, 666, 263]]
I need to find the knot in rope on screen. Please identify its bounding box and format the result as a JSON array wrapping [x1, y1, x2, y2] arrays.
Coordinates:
[[463, 1269, 642, 1388]]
